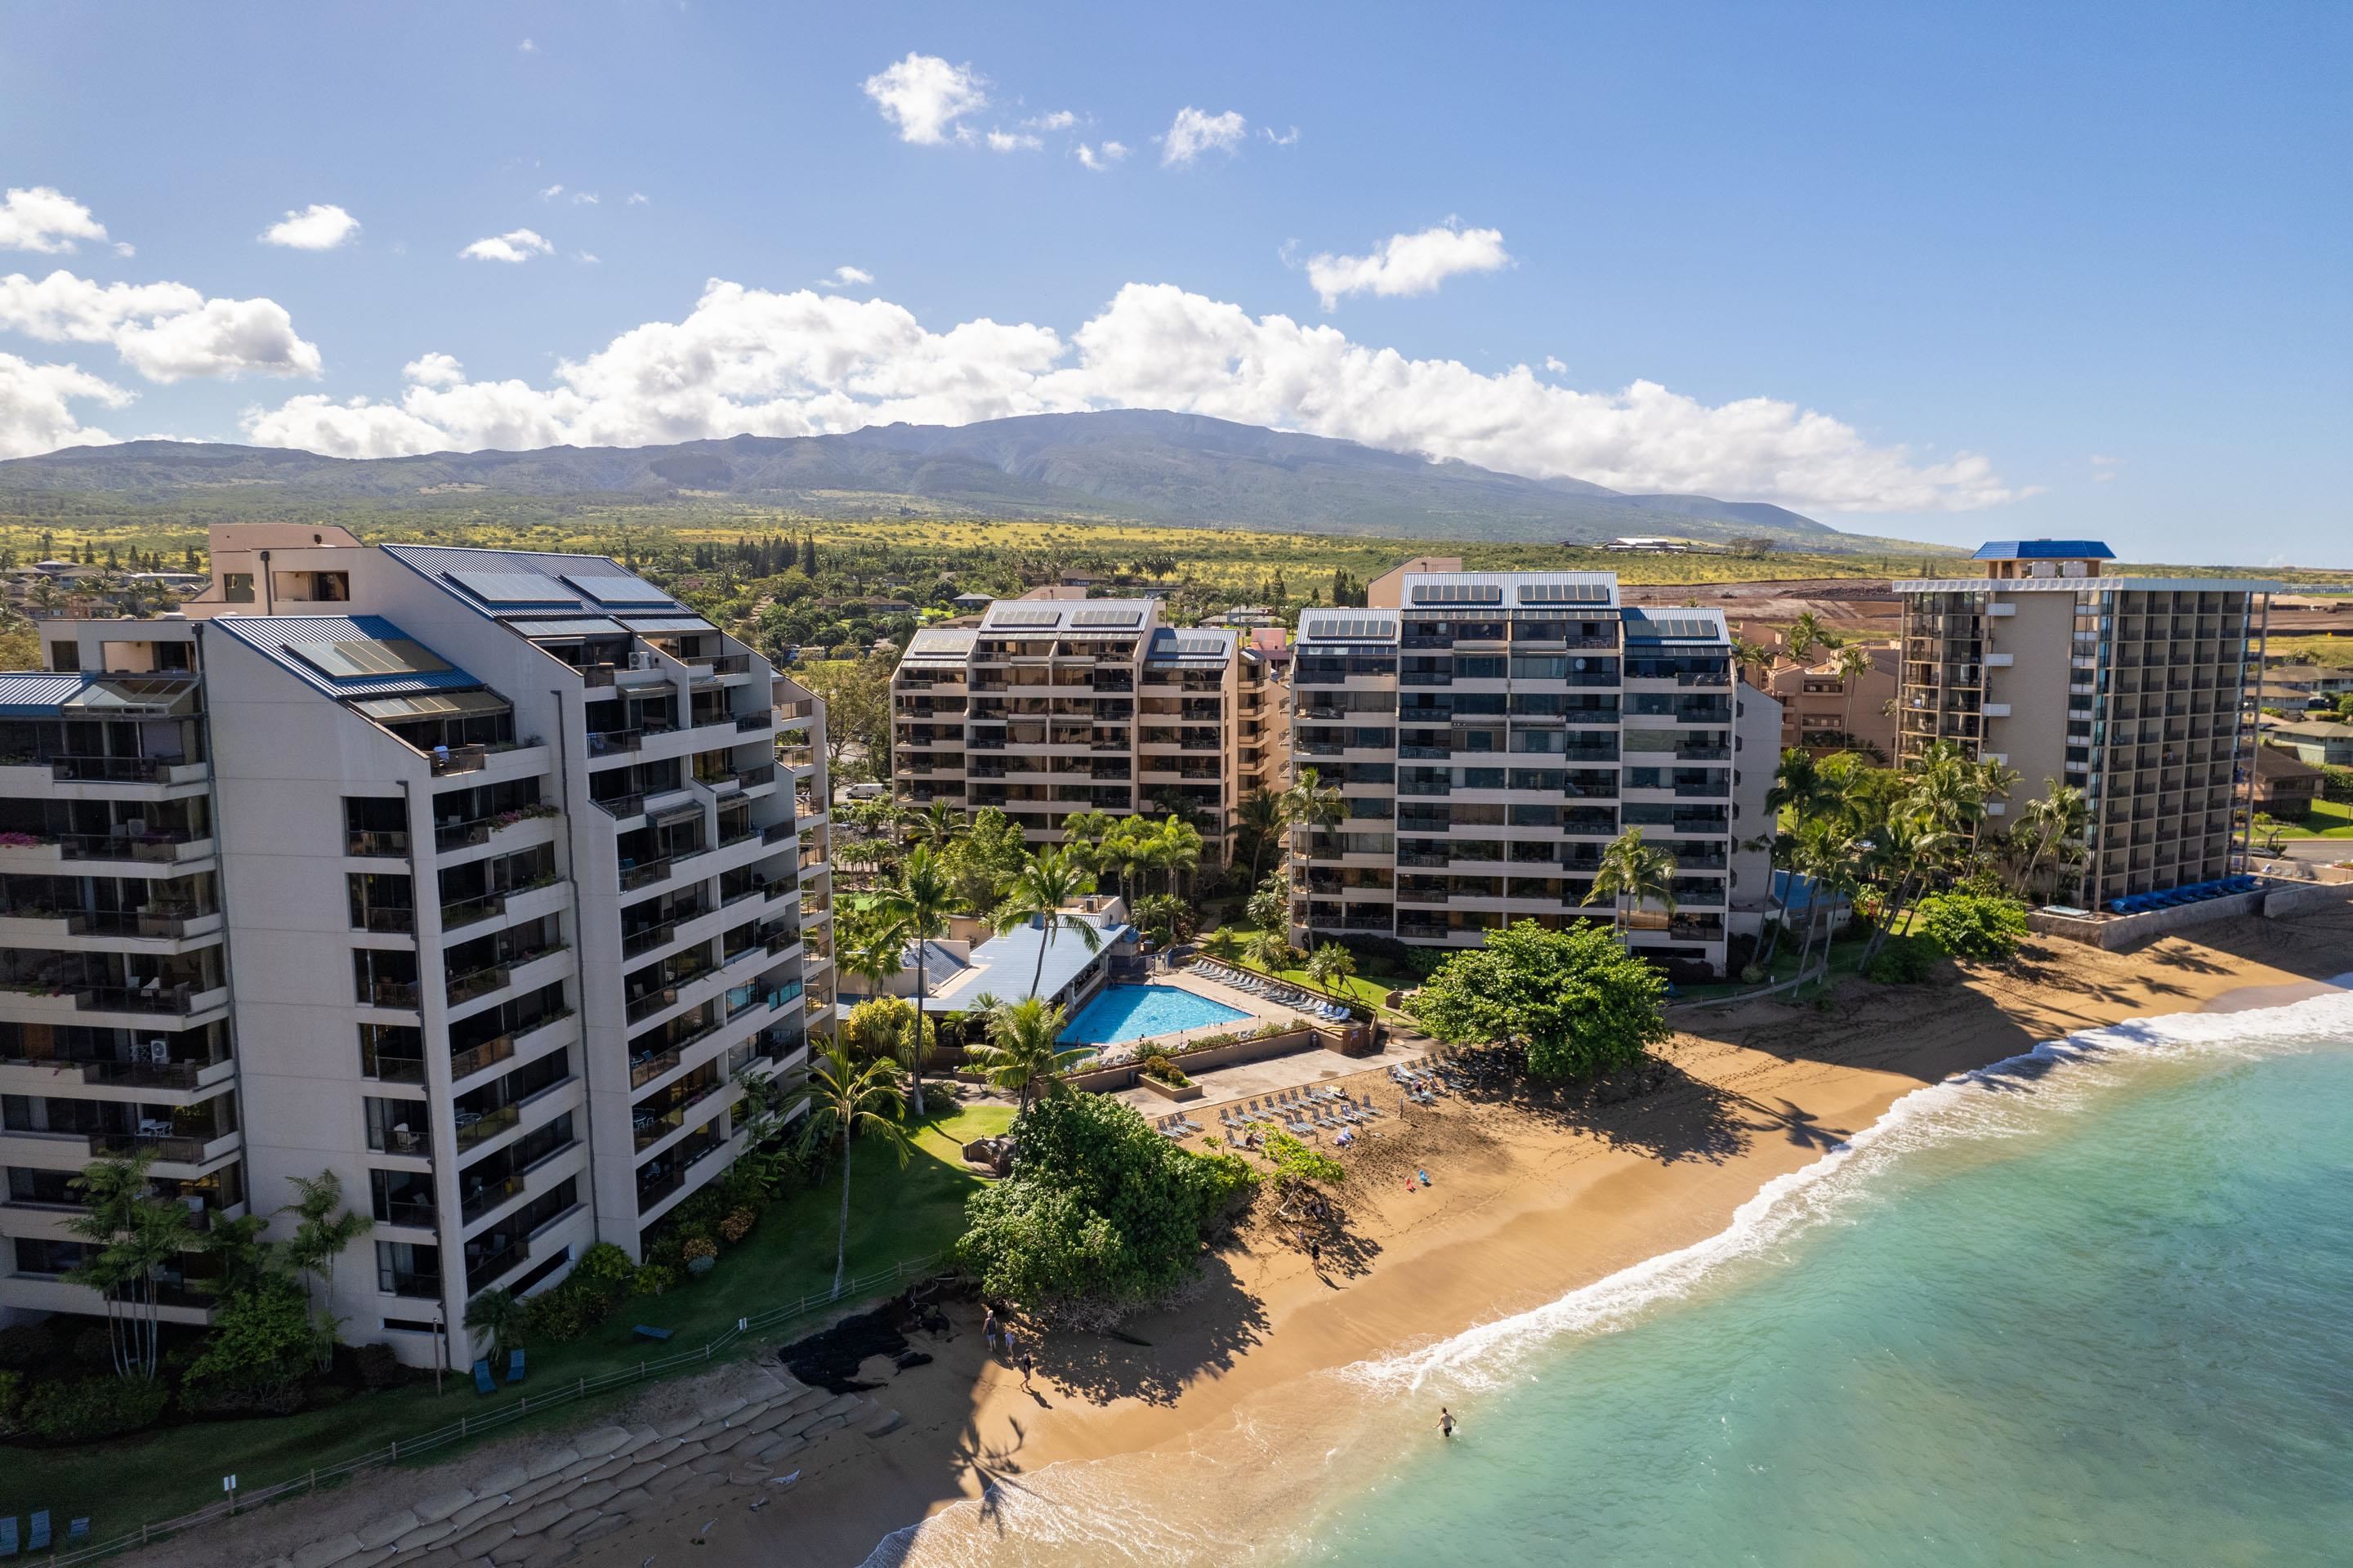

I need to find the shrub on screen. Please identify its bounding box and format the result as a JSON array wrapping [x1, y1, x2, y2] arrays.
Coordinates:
[[1141, 1054, 1191, 1088], [681, 1236, 719, 1263], [719, 1208, 757, 1244], [578, 1241, 635, 1284], [1406, 920, 1667, 1082], [1864, 933, 1942, 985], [632, 1263, 677, 1297], [21, 1376, 170, 1441], [1915, 892, 2029, 960], [0, 1369, 20, 1436], [70, 1325, 114, 1369], [354, 1342, 402, 1392], [0, 1323, 56, 1372], [521, 1281, 599, 1342]]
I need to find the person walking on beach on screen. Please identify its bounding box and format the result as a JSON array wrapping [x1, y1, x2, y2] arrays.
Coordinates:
[[1020, 1351, 1037, 1389], [1438, 1407, 1457, 1439], [982, 1307, 999, 1354]]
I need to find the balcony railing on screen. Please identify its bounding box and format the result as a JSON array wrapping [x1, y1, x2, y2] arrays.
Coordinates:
[[345, 829, 412, 858], [460, 1173, 525, 1222], [74, 983, 203, 1015], [445, 963, 511, 1005], [428, 745, 490, 777], [359, 978, 422, 1009], [452, 1101, 521, 1150], [440, 892, 507, 930], [378, 1268, 443, 1299], [50, 755, 198, 784]]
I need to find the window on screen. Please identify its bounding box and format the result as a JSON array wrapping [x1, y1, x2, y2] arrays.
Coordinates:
[[47, 640, 80, 672], [222, 573, 255, 604]]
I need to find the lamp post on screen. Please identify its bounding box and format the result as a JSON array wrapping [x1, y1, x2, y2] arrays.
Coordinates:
[[433, 1301, 447, 1396]]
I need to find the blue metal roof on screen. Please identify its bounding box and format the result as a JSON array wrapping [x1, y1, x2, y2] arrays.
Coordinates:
[[0, 672, 102, 716], [1971, 540, 2115, 561], [211, 615, 492, 699]]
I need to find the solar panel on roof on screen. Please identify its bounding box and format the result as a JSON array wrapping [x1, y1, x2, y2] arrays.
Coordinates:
[[1172, 636, 1228, 655], [1306, 614, 1397, 639], [990, 608, 1062, 627], [1624, 615, 1721, 641], [287, 637, 457, 679], [443, 570, 581, 609], [1517, 582, 1613, 604], [560, 574, 675, 606], [1069, 608, 1143, 627], [1410, 583, 1505, 605]]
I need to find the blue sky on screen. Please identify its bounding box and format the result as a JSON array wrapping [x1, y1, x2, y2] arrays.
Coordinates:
[[2, 1, 2346, 565]]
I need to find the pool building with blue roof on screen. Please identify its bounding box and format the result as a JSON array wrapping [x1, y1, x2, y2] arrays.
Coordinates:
[[0, 522, 837, 1372]]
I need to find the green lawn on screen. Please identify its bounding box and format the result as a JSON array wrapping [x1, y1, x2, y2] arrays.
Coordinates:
[[9, 1102, 1008, 1539], [2271, 798, 2353, 840]]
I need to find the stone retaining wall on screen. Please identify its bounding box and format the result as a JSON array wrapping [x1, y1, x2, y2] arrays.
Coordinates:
[[256, 1369, 895, 1568], [2029, 880, 2353, 948]]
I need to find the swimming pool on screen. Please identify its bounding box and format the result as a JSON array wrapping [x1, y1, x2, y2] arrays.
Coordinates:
[[1058, 984, 1251, 1046]]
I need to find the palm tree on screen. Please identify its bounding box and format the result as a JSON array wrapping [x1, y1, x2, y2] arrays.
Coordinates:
[[873, 845, 955, 1117], [1155, 815, 1203, 896], [1279, 767, 1346, 949], [1730, 636, 1776, 690], [1244, 923, 1297, 977], [2007, 780, 2087, 901], [1200, 925, 1244, 966], [791, 1043, 911, 1297], [1305, 941, 1357, 1001], [1584, 826, 1678, 936], [278, 1170, 372, 1369], [1784, 611, 1834, 663], [1244, 873, 1289, 936], [1789, 821, 1864, 984], [1758, 748, 1837, 962], [65, 1152, 190, 1381], [1833, 643, 1877, 746], [1235, 789, 1286, 887], [992, 847, 1103, 999], [464, 1288, 523, 1364], [1856, 810, 1958, 970], [963, 996, 1089, 1115], [909, 801, 968, 853]]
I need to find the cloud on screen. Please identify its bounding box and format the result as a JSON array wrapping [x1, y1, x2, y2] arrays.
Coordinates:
[[519, 37, 536, 53], [1261, 126, 1300, 146], [819, 265, 874, 289], [627, 192, 650, 205], [1544, 355, 1568, 374], [539, 184, 565, 199], [234, 276, 2022, 511], [985, 130, 1043, 154], [0, 186, 110, 254], [1025, 110, 1078, 132], [1078, 141, 1129, 172], [113, 242, 136, 258], [1160, 107, 1247, 167], [260, 203, 360, 250], [459, 228, 553, 263], [573, 191, 600, 205], [2089, 453, 2120, 483], [404, 352, 466, 387], [0, 268, 324, 381], [576, 252, 601, 266], [0, 351, 131, 457], [1304, 221, 1512, 309], [862, 52, 987, 145]]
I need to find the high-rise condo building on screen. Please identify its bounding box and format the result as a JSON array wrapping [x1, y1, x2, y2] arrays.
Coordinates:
[[890, 596, 1288, 857], [1286, 565, 1779, 976], [1894, 540, 2275, 908], [0, 525, 832, 1367]]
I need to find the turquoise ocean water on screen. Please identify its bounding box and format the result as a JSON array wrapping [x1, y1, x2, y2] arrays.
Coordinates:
[[869, 990, 2353, 1568]]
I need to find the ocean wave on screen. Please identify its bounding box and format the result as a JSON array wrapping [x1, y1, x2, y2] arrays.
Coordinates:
[[1343, 984, 2353, 1395]]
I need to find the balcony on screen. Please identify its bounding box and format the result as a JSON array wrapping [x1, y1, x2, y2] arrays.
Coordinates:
[[359, 978, 422, 1010], [428, 745, 491, 777], [377, 1268, 443, 1300], [587, 728, 644, 757], [440, 892, 507, 931], [49, 755, 205, 785], [445, 963, 511, 1006], [453, 1101, 521, 1151], [460, 1172, 525, 1223], [346, 829, 412, 858]]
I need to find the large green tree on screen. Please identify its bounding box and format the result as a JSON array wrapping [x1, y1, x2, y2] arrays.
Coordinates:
[[1404, 919, 1668, 1081], [956, 1092, 1256, 1320]]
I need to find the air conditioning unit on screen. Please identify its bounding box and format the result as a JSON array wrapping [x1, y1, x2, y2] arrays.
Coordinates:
[[629, 651, 658, 672]]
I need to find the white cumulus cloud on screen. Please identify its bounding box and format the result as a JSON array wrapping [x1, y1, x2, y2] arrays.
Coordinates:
[[627, 192, 650, 206], [985, 130, 1043, 154], [0, 352, 131, 456], [539, 184, 565, 200], [862, 52, 987, 145], [820, 266, 874, 289], [1025, 110, 1078, 132], [0, 269, 323, 382], [232, 276, 2022, 511], [260, 203, 361, 250], [1078, 141, 1129, 172], [460, 229, 554, 263], [0, 186, 111, 254], [1161, 107, 1247, 167], [1305, 221, 1512, 310], [1262, 126, 1300, 146]]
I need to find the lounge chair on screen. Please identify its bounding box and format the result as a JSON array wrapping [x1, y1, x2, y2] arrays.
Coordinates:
[[507, 1347, 525, 1383], [1, 1517, 16, 1557], [67, 1519, 88, 1544], [632, 1323, 673, 1342], [473, 1358, 495, 1395], [25, 1517, 44, 1553]]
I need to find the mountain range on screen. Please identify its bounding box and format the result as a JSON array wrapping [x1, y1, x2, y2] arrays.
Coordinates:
[[0, 409, 1861, 548]]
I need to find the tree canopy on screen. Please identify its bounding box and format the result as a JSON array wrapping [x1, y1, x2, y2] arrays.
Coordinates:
[[1404, 919, 1668, 1080], [956, 1092, 1255, 1320]]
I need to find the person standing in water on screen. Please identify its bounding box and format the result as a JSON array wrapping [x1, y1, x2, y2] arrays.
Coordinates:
[[1438, 1406, 1457, 1438]]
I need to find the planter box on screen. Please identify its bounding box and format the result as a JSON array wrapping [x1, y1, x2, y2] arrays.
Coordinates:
[[1138, 1075, 1203, 1101]]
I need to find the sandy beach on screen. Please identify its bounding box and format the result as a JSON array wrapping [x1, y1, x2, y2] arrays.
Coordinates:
[[148, 910, 2353, 1568]]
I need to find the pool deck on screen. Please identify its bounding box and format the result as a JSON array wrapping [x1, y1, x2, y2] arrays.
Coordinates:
[[1112, 967, 1326, 1050], [1114, 1036, 1435, 1122]]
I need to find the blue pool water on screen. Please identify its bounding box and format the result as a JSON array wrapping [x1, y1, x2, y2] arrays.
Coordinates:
[[1059, 983, 1250, 1046]]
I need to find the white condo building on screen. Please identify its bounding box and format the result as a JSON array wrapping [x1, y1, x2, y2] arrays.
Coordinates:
[[1287, 565, 1779, 976], [0, 525, 833, 1367]]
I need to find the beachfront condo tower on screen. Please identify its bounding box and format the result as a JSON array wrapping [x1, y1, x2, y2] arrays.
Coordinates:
[[888, 596, 1288, 862], [0, 525, 833, 1369], [1285, 565, 1780, 978], [1894, 540, 2275, 909]]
